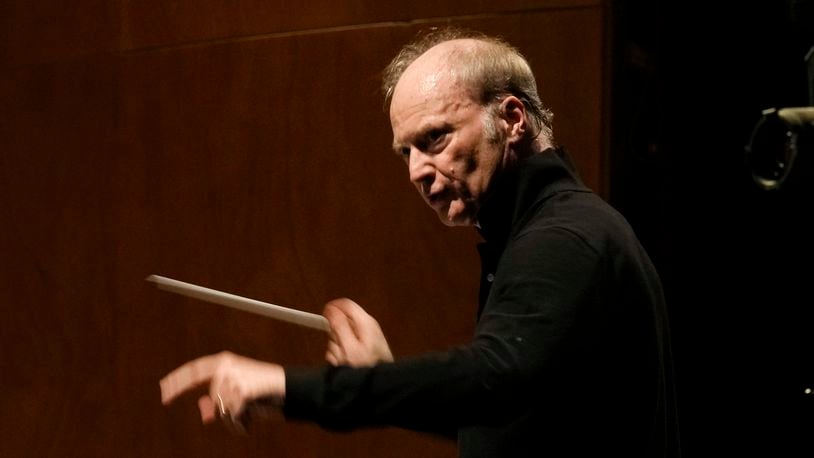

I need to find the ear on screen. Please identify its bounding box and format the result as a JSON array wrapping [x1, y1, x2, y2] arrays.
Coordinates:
[[499, 96, 527, 144]]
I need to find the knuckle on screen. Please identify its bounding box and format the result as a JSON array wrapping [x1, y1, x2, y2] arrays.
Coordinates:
[[216, 351, 236, 369]]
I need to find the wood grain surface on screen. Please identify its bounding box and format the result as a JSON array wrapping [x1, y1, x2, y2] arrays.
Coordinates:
[[0, 2, 606, 456]]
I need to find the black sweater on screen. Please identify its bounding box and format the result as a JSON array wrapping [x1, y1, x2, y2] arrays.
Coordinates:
[[283, 148, 680, 457]]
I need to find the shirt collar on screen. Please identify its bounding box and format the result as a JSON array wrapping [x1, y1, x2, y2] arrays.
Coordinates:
[[475, 147, 588, 244]]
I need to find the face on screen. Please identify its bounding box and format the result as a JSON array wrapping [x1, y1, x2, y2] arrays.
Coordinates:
[[389, 50, 506, 226]]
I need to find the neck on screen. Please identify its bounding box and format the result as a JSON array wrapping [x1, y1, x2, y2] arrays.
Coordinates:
[[502, 135, 551, 168]]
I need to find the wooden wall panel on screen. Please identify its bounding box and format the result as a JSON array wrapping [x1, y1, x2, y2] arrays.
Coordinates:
[[114, 26, 481, 458], [0, 0, 121, 68], [0, 58, 121, 455], [1, 2, 606, 457], [121, 0, 600, 51]]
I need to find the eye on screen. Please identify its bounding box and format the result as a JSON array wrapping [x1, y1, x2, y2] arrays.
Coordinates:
[[399, 146, 411, 158], [427, 129, 447, 146]]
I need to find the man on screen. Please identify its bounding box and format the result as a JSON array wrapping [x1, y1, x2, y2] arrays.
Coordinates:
[[161, 28, 680, 457]]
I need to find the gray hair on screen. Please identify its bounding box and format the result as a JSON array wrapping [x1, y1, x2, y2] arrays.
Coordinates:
[[382, 27, 553, 142]]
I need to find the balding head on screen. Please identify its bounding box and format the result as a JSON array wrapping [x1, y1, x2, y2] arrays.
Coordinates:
[[383, 28, 553, 144], [391, 39, 484, 106]]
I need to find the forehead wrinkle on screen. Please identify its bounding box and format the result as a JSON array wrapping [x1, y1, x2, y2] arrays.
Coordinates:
[[390, 43, 482, 151], [391, 70, 473, 128], [391, 95, 474, 152]]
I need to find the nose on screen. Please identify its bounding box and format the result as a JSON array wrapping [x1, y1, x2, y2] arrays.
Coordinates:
[[408, 149, 435, 188]]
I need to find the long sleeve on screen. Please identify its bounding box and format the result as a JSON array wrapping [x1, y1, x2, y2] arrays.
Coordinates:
[[283, 225, 607, 433], [281, 150, 679, 457]]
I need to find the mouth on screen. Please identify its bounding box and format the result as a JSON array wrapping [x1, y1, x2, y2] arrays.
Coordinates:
[[426, 190, 450, 210]]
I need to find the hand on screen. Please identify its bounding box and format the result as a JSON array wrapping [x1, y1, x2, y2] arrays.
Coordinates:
[[323, 298, 394, 367], [160, 351, 285, 432]]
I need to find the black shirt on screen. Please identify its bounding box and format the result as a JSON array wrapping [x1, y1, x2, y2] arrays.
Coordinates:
[[283, 148, 680, 457]]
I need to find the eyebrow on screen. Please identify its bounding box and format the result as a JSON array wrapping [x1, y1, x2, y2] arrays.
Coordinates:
[[392, 122, 453, 153]]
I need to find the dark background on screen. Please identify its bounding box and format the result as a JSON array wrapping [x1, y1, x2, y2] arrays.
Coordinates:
[[610, 1, 813, 456]]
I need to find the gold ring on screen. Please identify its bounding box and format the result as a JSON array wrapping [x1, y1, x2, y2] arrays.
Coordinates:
[[216, 393, 247, 435], [216, 393, 228, 418]]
